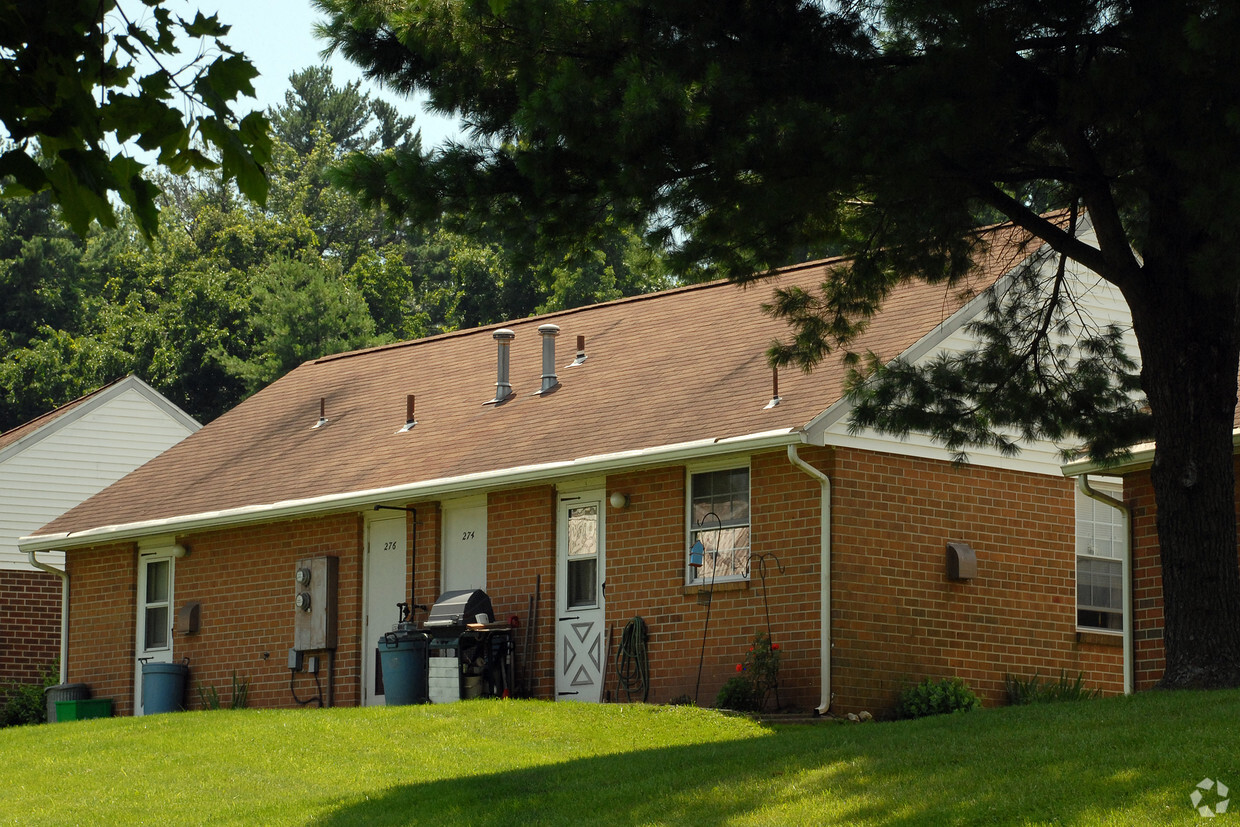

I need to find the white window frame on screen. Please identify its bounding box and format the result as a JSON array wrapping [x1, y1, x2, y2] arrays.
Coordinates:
[[685, 459, 751, 585], [1075, 479, 1124, 633]]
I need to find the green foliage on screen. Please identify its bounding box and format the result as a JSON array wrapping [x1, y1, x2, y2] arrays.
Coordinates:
[[895, 677, 981, 720], [0, 661, 59, 728], [715, 631, 781, 712], [197, 672, 250, 711], [0, 0, 270, 240], [1005, 671, 1101, 706]]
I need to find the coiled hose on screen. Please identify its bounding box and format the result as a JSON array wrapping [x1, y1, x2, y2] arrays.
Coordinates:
[[616, 616, 649, 701]]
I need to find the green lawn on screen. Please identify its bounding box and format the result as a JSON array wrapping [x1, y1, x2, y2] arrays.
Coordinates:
[[1, 690, 1237, 825]]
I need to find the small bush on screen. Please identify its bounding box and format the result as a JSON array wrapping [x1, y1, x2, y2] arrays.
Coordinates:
[[715, 631, 781, 712], [1005, 670, 1100, 705], [896, 677, 981, 719], [197, 671, 250, 710], [0, 662, 59, 728]]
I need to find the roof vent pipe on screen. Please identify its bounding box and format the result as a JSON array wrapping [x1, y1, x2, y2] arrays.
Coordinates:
[[313, 397, 328, 429], [538, 324, 560, 394], [488, 329, 516, 404], [567, 334, 587, 367], [764, 367, 782, 409], [397, 394, 417, 433]]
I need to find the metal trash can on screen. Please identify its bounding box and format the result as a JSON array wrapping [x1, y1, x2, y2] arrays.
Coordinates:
[[141, 661, 189, 714], [378, 629, 430, 705], [45, 683, 90, 724]]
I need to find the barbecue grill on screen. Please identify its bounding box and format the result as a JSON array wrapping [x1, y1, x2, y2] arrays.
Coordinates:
[[422, 589, 512, 702]]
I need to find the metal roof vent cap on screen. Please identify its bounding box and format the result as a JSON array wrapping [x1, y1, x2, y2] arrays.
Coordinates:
[[487, 329, 516, 404], [536, 323, 560, 394]]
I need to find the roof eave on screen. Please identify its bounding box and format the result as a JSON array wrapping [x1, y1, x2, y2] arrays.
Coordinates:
[[19, 427, 805, 553], [1061, 430, 1240, 478]]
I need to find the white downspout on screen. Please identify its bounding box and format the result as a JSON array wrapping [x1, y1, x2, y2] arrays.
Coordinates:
[[1076, 475, 1132, 695], [787, 444, 832, 715], [27, 549, 69, 685]]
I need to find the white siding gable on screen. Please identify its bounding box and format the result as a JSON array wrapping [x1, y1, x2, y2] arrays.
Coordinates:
[[806, 223, 1139, 477], [0, 378, 199, 570]]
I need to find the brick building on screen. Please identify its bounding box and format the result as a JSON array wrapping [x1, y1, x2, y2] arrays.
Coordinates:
[[21, 220, 1135, 716]]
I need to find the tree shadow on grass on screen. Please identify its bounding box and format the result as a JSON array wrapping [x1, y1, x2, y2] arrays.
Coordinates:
[[310, 706, 1214, 826]]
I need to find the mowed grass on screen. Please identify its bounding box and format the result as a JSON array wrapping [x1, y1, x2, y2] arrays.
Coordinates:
[[2, 689, 1238, 825]]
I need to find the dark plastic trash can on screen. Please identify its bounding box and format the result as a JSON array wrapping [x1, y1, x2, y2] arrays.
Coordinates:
[[141, 661, 188, 714], [45, 683, 90, 723], [378, 632, 430, 705]]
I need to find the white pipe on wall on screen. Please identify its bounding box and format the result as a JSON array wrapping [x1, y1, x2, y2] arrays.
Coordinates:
[[1076, 475, 1133, 695], [787, 444, 833, 716], [26, 550, 68, 685]]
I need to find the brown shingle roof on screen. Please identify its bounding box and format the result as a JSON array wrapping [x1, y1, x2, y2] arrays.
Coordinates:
[[30, 222, 1043, 541]]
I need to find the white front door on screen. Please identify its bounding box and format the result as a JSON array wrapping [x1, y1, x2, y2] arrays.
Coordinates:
[[134, 552, 175, 715], [363, 513, 409, 706], [443, 497, 487, 592], [555, 491, 606, 701]]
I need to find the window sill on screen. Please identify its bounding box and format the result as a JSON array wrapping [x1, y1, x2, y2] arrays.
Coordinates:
[[1076, 629, 1123, 647], [684, 579, 749, 596]]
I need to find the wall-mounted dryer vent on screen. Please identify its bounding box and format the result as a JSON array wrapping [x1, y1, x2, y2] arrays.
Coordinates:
[[397, 394, 417, 433], [537, 324, 560, 394], [487, 329, 516, 404], [764, 367, 782, 409], [312, 397, 329, 429], [566, 334, 587, 367]]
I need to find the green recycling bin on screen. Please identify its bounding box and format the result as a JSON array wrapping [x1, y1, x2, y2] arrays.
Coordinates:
[[378, 631, 430, 705], [141, 661, 188, 714], [56, 699, 112, 721]]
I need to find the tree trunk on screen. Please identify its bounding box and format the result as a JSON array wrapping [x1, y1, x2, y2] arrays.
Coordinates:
[[1125, 255, 1240, 689]]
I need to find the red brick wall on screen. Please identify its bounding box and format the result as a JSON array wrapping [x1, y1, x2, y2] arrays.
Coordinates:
[[66, 514, 363, 715], [0, 570, 62, 688], [65, 543, 138, 714], [830, 446, 1123, 713], [61, 444, 1123, 716]]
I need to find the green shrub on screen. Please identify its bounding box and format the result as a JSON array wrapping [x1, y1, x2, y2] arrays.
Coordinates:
[[1005, 670, 1100, 705], [0, 661, 59, 728], [715, 631, 781, 712], [895, 677, 981, 719]]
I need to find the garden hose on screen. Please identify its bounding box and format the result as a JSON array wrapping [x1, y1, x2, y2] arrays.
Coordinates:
[[616, 616, 649, 702]]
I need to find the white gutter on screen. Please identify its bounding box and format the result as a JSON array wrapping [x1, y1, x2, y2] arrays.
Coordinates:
[[20, 428, 803, 553], [1075, 475, 1133, 695], [27, 550, 68, 685], [786, 444, 832, 716]]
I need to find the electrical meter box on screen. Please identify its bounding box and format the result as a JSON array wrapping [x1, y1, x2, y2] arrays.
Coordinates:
[[294, 556, 339, 651]]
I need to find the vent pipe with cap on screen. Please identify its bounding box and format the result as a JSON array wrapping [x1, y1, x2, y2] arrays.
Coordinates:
[[489, 329, 515, 404], [538, 324, 560, 394]]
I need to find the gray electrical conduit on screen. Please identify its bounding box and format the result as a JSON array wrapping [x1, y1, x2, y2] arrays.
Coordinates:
[[786, 444, 832, 716]]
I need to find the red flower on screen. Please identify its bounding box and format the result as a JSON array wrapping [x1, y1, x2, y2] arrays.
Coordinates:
[[736, 664, 743, 672], [771, 643, 780, 650]]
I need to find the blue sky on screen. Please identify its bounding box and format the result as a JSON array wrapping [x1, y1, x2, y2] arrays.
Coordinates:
[[200, 0, 462, 146]]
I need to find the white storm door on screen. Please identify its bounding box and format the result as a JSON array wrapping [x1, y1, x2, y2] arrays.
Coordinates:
[[363, 514, 408, 706], [443, 497, 487, 592], [555, 491, 606, 701], [134, 553, 174, 716]]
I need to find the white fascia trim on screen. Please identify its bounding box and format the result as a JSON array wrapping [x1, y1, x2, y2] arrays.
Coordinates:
[[1061, 431, 1240, 478], [19, 428, 804, 552]]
